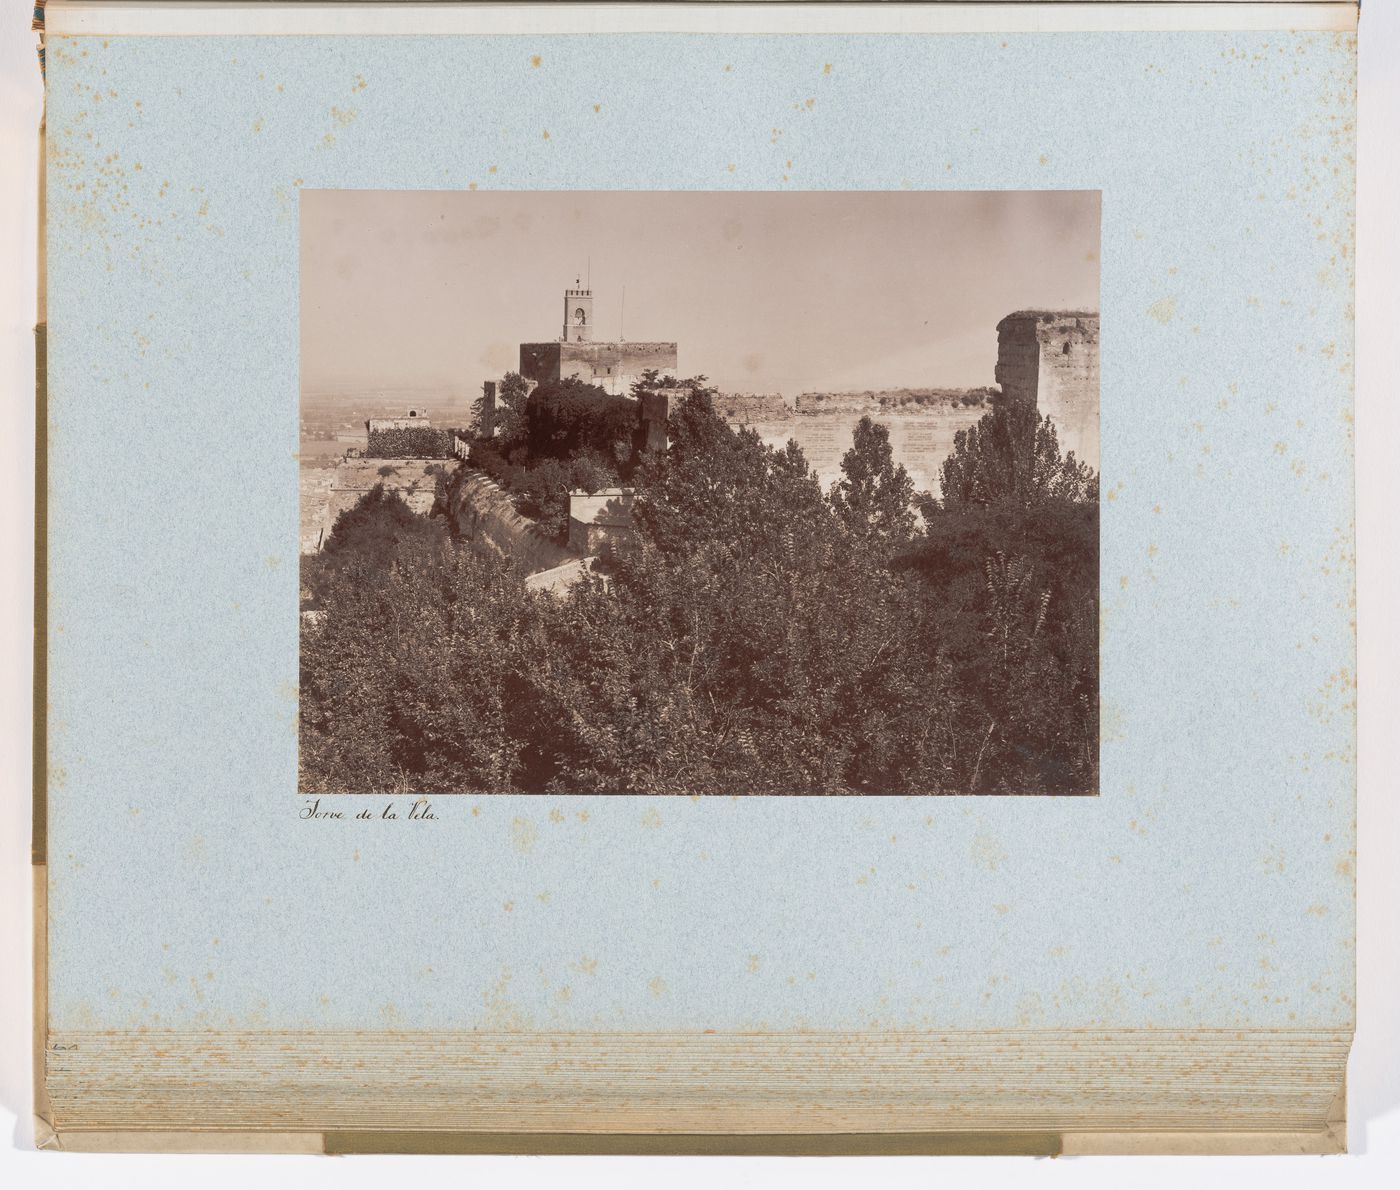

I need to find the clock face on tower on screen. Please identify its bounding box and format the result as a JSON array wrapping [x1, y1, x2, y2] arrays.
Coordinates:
[[574, 308, 587, 324]]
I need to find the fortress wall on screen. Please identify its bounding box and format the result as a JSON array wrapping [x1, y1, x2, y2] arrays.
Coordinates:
[[302, 457, 444, 554], [447, 467, 583, 575], [609, 341, 679, 374], [739, 408, 986, 496], [519, 341, 678, 396], [792, 389, 995, 416], [299, 466, 336, 553], [717, 393, 789, 420], [301, 453, 583, 573]]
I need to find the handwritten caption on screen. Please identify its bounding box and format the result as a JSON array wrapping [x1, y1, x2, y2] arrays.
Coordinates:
[[298, 796, 437, 822]]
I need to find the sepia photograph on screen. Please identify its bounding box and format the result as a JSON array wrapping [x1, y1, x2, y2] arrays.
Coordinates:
[[299, 190, 1100, 796]]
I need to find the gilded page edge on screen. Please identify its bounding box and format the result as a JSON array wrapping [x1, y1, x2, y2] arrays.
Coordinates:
[[40, 1127, 1345, 1157]]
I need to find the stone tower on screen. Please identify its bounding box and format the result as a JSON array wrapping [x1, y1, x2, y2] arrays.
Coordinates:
[[521, 283, 677, 397], [994, 310, 1100, 471], [562, 282, 593, 343]]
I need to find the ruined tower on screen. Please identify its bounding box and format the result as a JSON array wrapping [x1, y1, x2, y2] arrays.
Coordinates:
[[562, 282, 594, 343], [994, 310, 1100, 471], [479, 380, 497, 438], [634, 390, 670, 456]]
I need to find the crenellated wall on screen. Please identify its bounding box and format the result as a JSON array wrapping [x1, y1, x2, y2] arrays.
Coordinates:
[[994, 311, 1100, 470], [446, 467, 584, 575]]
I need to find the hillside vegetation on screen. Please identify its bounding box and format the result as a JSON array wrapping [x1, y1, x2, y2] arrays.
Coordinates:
[[301, 383, 1099, 796]]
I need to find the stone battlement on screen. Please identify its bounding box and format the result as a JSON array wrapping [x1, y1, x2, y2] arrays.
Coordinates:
[[999, 309, 1099, 323], [792, 388, 997, 416]]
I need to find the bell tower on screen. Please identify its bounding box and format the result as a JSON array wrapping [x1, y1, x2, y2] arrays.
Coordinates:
[[561, 279, 593, 343]]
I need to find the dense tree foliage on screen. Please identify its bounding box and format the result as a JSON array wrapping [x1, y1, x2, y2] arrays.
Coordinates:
[[934, 396, 1097, 511], [301, 482, 450, 613], [524, 378, 637, 466], [830, 416, 918, 549], [904, 397, 1099, 792], [301, 390, 1099, 796], [466, 377, 630, 539]]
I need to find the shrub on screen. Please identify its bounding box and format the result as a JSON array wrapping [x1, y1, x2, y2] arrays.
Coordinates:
[[366, 426, 454, 458]]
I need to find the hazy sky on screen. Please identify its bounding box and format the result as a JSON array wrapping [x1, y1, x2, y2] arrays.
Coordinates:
[[301, 189, 1098, 400]]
